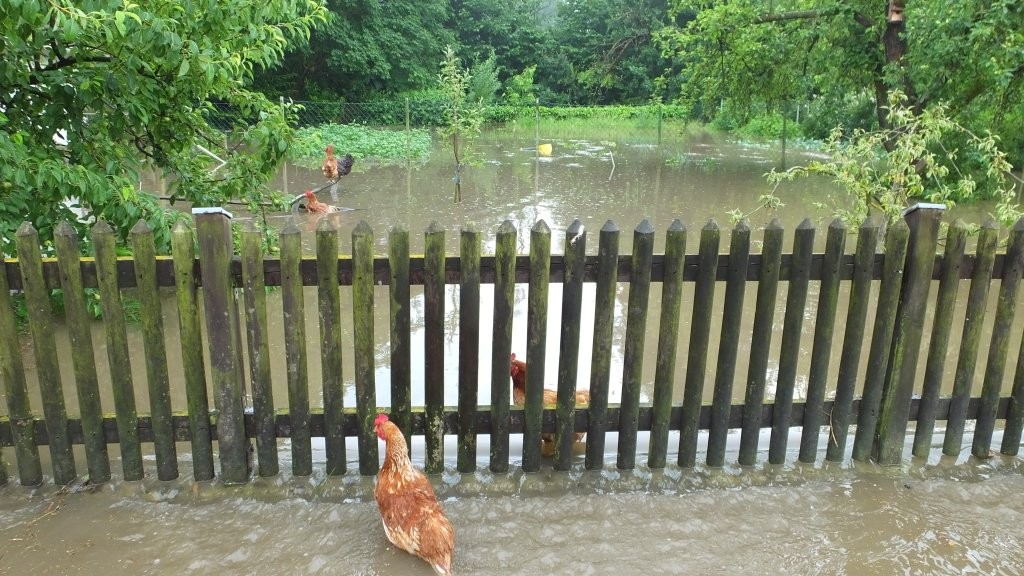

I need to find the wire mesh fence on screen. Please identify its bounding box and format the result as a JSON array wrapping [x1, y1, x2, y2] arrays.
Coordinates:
[[207, 99, 693, 142]]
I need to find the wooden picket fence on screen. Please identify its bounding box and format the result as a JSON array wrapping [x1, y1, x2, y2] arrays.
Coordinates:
[[2, 205, 1024, 487]]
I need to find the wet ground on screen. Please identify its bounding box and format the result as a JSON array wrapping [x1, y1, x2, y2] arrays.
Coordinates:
[[2, 435, 1023, 575]]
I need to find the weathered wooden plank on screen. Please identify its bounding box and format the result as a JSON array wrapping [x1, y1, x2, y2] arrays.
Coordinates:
[[554, 220, 586, 470], [1002, 313, 1024, 455], [678, 221, 720, 467], [648, 220, 685, 469], [769, 219, 814, 464], [739, 219, 783, 466], [617, 220, 654, 470], [317, 219, 346, 475], [423, 222, 445, 474], [281, 223, 312, 476], [974, 218, 1024, 458], [54, 222, 110, 483], [172, 221, 214, 480], [707, 220, 750, 467], [130, 220, 178, 480], [586, 221, 619, 470], [352, 221, 380, 475], [239, 222, 277, 477], [458, 227, 481, 473], [913, 219, 968, 458], [389, 226, 412, 449], [799, 219, 846, 463], [852, 219, 909, 462], [0, 256, 42, 486], [875, 205, 944, 465], [489, 221, 517, 473], [92, 221, 143, 480], [522, 221, 551, 472], [827, 218, 879, 461], [17, 222, 76, 485], [943, 221, 997, 456]]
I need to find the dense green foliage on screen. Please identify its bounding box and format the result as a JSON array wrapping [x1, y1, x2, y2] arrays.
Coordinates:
[[656, 0, 1024, 193], [291, 124, 433, 167], [1, 0, 327, 256]]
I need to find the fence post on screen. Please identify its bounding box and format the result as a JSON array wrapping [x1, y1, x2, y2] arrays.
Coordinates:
[[942, 221, 997, 455], [523, 220, 551, 473], [352, 221, 379, 475], [0, 256, 42, 486], [194, 207, 249, 484], [555, 220, 586, 471], [317, 218, 346, 476], [975, 218, 1024, 457], [458, 226, 481, 473], [585, 220, 619, 470], [423, 222, 445, 474], [874, 203, 944, 465], [739, 219, 783, 466], [489, 221, 517, 473], [678, 220, 720, 467], [17, 222, 76, 485], [648, 219, 685, 469], [707, 220, 750, 467]]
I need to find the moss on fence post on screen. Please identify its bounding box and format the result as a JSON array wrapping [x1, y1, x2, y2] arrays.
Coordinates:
[[739, 219, 782, 467], [523, 220, 551, 473], [194, 208, 249, 484], [281, 222, 312, 477], [799, 219, 846, 463], [768, 219, 813, 465], [490, 221, 517, 473], [707, 220, 749, 467], [423, 222, 445, 474], [54, 222, 110, 484], [458, 227, 481, 473], [826, 218, 878, 462], [352, 221, 379, 475], [943, 221, 997, 456], [172, 221, 215, 481], [649, 219, 685, 469], [389, 226, 412, 450], [851, 219, 909, 462], [317, 218, 346, 476], [131, 220, 178, 481], [17, 222, 76, 485], [874, 205, 943, 466], [974, 219, 1024, 458], [914, 219, 968, 458], [93, 220, 143, 481], [0, 256, 42, 486], [618, 220, 654, 470], [585, 220, 619, 471], [678, 221, 719, 468], [555, 220, 586, 471]]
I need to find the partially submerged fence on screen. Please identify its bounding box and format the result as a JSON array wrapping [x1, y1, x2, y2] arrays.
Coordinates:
[[2, 205, 1024, 487]]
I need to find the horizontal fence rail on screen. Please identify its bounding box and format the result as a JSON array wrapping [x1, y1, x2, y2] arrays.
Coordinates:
[[2, 205, 1024, 487]]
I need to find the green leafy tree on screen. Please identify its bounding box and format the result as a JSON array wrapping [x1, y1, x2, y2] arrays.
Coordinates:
[[438, 46, 484, 203], [767, 92, 1021, 226], [1, 0, 327, 256], [254, 0, 453, 101], [554, 0, 681, 104]]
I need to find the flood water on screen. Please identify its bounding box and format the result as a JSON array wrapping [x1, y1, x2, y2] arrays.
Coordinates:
[[3, 128, 1024, 574]]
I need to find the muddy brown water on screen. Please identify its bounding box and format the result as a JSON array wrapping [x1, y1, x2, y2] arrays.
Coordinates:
[[2, 130, 1023, 575]]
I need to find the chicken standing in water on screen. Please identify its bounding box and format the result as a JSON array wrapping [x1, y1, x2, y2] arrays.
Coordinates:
[[509, 353, 589, 455], [374, 414, 455, 575], [321, 145, 354, 181]]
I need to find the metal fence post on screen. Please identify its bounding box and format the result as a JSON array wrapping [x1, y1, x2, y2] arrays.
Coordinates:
[[874, 203, 945, 465], [194, 207, 250, 484]]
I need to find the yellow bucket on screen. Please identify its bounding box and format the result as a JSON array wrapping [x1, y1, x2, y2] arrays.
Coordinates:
[[537, 143, 552, 156]]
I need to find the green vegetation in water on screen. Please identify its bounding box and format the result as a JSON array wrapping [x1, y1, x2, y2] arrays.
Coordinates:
[[291, 123, 433, 168]]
